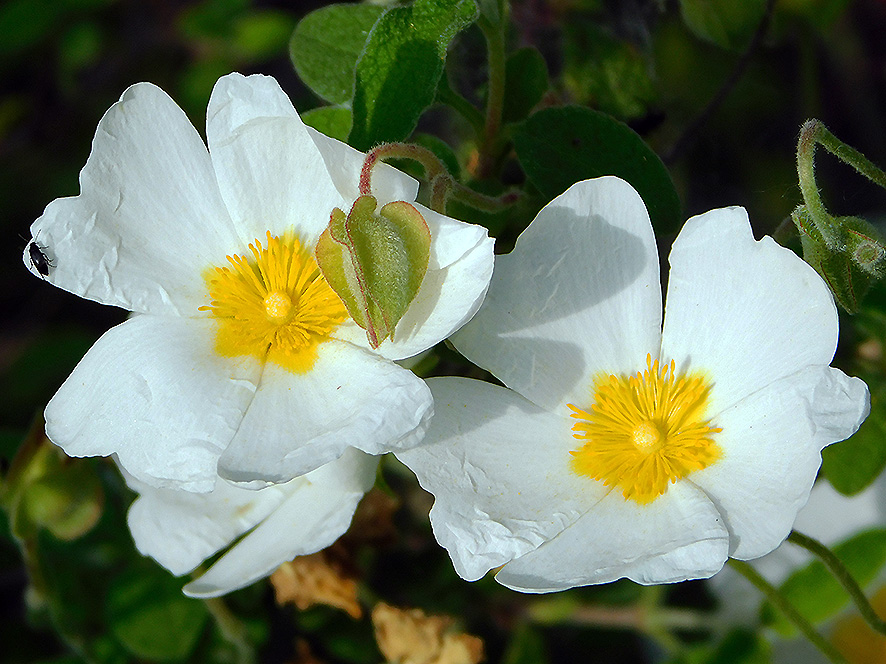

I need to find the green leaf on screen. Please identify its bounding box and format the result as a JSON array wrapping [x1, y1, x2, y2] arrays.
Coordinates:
[[349, 0, 478, 150], [514, 106, 681, 233], [107, 569, 208, 662], [679, 0, 768, 50], [502, 47, 549, 124], [822, 372, 886, 495], [794, 207, 876, 313], [316, 196, 431, 348], [762, 528, 886, 634], [289, 3, 384, 104], [302, 106, 353, 142]]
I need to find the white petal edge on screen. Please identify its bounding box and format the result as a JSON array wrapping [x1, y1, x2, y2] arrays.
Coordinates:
[[206, 73, 348, 246], [690, 365, 870, 560], [396, 377, 609, 582], [451, 176, 663, 415], [661, 206, 840, 416], [332, 204, 495, 360], [124, 469, 292, 576], [45, 315, 261, 492], [496, 482, 730, 592], [184, 449, 377, 598], [26, 82, 240, 316], [218, 339, 432, 485]]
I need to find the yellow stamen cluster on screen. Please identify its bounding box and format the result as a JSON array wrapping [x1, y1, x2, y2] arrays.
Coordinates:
[[201, 231, 347, 372], [568, 354, 722, 504]]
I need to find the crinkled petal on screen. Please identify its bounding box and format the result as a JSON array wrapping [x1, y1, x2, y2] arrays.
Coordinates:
[[206, 73, 347, 245], [45, 315, 260, 492], [451, 177, 662, 414], [26, 83, 239, 316], [306, 126, 418, 206], [124, 469, 291, 576], [396, 377, 607, 582], [661, 206, 840, 415], [332, 203, 495, 360], [184, 449, 377, 598], [691, 365, 869, 560], [218, 340, 432, 485], [496, 482, 729, 592]]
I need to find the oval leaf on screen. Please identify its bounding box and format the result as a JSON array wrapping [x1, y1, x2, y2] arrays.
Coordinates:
[[290, 3, 384, 104], [514, 106, 681, 233]]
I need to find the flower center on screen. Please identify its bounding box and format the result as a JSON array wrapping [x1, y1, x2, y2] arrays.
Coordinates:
[[201, 231, 348, 373], [567, 354, 722, 504]]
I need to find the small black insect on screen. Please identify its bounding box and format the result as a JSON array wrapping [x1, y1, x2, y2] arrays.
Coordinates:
[[27, 240, 53, 278]]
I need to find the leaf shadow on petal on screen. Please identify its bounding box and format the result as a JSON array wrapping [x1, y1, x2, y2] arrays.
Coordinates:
[[463, 207, 655, 407]]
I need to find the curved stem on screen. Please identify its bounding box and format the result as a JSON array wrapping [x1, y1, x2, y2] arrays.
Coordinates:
[[728, 559, 848, 664], [788, 530, 886, 636]]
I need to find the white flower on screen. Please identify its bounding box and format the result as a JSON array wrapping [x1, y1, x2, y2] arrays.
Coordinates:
[[123, 448, 376, 597], [397, 176, 870, 592], [24, 73, 494, 492]]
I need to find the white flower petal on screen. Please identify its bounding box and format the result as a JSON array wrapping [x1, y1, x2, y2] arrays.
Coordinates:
[[451, 177, 662, 414], [125, 470, 291, 576], [45, 315, 260, 492], [205, 73, 346, 244], [691, 365, 870, 560], [661, 206, 840, 415], [396, 377, 607, 582], [496, 482, 730, 592], [306, 126, 418, 206], [332, 203, 495, 360], [26, 82, 239, 316], [218, 340, 432, 485], [184, 449, 377, 598]]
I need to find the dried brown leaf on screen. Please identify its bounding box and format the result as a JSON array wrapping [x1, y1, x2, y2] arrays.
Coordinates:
[[372, 602, 484, 664], [271, 552, 362, 619]]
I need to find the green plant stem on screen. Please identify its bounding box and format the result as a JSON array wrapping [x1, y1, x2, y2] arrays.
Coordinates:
[[477, 11, 507, 179], [359, 142, 448, 197], [204, 596, 255, 664], [788, 530, 886, 636], [728, 559, 848, 664], [796, 119, 886, 249]]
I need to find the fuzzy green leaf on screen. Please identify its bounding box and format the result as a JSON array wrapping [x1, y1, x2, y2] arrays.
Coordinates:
[[349, 0, 478, 150]]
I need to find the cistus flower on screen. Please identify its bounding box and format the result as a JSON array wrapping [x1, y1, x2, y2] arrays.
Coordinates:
[[397, 176, 870, 592], [123, 448, 376, 598], [23, 73, 494, 492]]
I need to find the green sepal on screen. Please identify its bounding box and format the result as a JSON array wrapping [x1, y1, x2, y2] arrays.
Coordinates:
[[793, 206, 879, 313], [315, 196, 431, 349]]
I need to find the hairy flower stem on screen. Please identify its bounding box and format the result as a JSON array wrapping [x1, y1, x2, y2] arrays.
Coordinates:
[[728, 559, 848, 664], [787, 530, 886, 636], [359, 142, 520, 215], [476, 10, 508, 180], [796, 118, 886, 250]]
